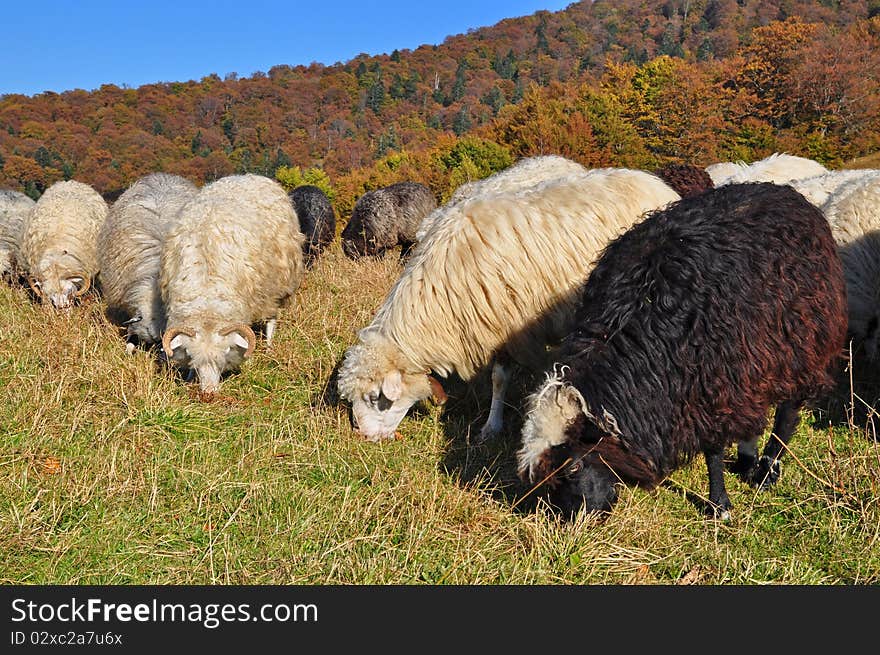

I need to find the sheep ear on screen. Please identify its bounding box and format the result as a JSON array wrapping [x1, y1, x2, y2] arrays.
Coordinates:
[[381, 370, 403, 402], [169, 335, 187, 351], [230, 333, 250, 350]]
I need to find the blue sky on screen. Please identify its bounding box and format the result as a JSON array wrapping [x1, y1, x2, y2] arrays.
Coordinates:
[[1, 1, 574, 97]]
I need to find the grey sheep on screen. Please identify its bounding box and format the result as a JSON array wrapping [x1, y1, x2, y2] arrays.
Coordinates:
[[97, 173, 198, 352], [341, 181, 437, 259], [0, 189, 35, 280]]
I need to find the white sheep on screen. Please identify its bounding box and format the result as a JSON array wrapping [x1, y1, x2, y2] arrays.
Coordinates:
[[789, 168, 880, 208], [19, 180, 108, 309], [98, 173, 198, 352], [821, 173, 880, 360], [160, 174, 305, 392], [337, 168, 681, 442], [415, 154, 589, 242], [711, 152, 828, 186], [704, 161, 743, 186], [0, 189, 35, 279]]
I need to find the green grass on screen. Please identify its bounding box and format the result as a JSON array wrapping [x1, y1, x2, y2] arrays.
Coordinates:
[[1, 247, 879, 585]]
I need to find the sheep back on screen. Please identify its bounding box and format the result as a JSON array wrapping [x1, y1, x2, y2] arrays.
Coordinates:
[[98, 173, 198, 344], [715, 152, 828, 186], [654, 163, 714, 198], [416, 155, 589, 241]]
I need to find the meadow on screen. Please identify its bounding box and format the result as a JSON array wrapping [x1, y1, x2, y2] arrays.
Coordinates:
[[2, 245, 879, 585]]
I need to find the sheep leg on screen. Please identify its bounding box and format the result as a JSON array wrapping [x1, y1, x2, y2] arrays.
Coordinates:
[[265, 318, 277, 347], [704, 450, 732, 520], [732, 436, 760, 476], [748, 399, 803, 490], [477, 356, 511, 444]]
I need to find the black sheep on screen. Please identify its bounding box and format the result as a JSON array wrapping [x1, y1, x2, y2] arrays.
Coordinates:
[[341, 181, 437, 259], [289, 185, 336, 267], [517, 183, 848, 519]]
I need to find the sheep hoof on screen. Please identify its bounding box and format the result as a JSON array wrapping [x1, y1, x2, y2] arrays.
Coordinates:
[[706, 499, 732, 521], [475, 423, 501, 445], [748, 456, 781, 490]]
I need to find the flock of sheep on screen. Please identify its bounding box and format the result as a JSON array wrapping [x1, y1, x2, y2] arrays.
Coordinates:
[[2, 151, 879, 521]]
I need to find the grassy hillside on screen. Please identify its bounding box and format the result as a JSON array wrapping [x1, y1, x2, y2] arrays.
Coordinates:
[[2, 245, 878, 584]]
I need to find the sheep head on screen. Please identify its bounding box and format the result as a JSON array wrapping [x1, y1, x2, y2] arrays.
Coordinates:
[[29, 269, 90, 310], [162, 323, 256, 392], [336, 328, 443, 441], [517, 371, 619, 519]]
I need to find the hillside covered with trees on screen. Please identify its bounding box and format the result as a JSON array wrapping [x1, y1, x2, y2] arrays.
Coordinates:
[[1, 0, 878, 217]]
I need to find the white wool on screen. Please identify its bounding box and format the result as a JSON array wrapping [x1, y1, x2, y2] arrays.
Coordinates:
[[789, 169, 880, 207], [822, 174, 880, 357], [0, 189, 35, 277], [19, 180, 108, 306], [415, 154, 589, 241], [704, 161, 743, 186], [714, 152, 828, 186], [374, 168, 680, 379]]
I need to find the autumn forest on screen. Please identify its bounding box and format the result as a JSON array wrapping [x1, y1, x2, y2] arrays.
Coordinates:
[[1, 0, 878, 218]]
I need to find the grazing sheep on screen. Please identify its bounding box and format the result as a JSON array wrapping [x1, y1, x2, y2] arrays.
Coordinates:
[[0, 189, 35, 280], [653, 163, 714, 198], [160, 174, 305, 392], [19, 180, 108, 309], [97, 173, 198, 352], [416, 155, 589, 241], [289, 185, 336, 267], [712, 152, 828, 186], [821, 173, 880, 360], [337, 168, 681, 442], [789, 169, 880, 208], [518, 183, 847, 520], [341, 181, 437, 259]]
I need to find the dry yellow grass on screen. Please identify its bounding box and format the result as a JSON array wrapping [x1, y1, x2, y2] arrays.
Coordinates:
[[1, 244, 879, 584]]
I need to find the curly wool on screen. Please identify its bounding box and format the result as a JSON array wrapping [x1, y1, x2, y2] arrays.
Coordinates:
[[359, 168, 681, 382], [653, 163, 714, 198], [19, 180, 108, 286], [519, 183, 847, 496], [160, 174, 305, 332], [341, 181, 437, 258], [98, 173, 198, 344], [0, 189, 35, 277]]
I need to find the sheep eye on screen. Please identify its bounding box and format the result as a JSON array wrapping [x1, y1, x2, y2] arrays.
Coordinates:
[[568, 461, 582, 475]]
